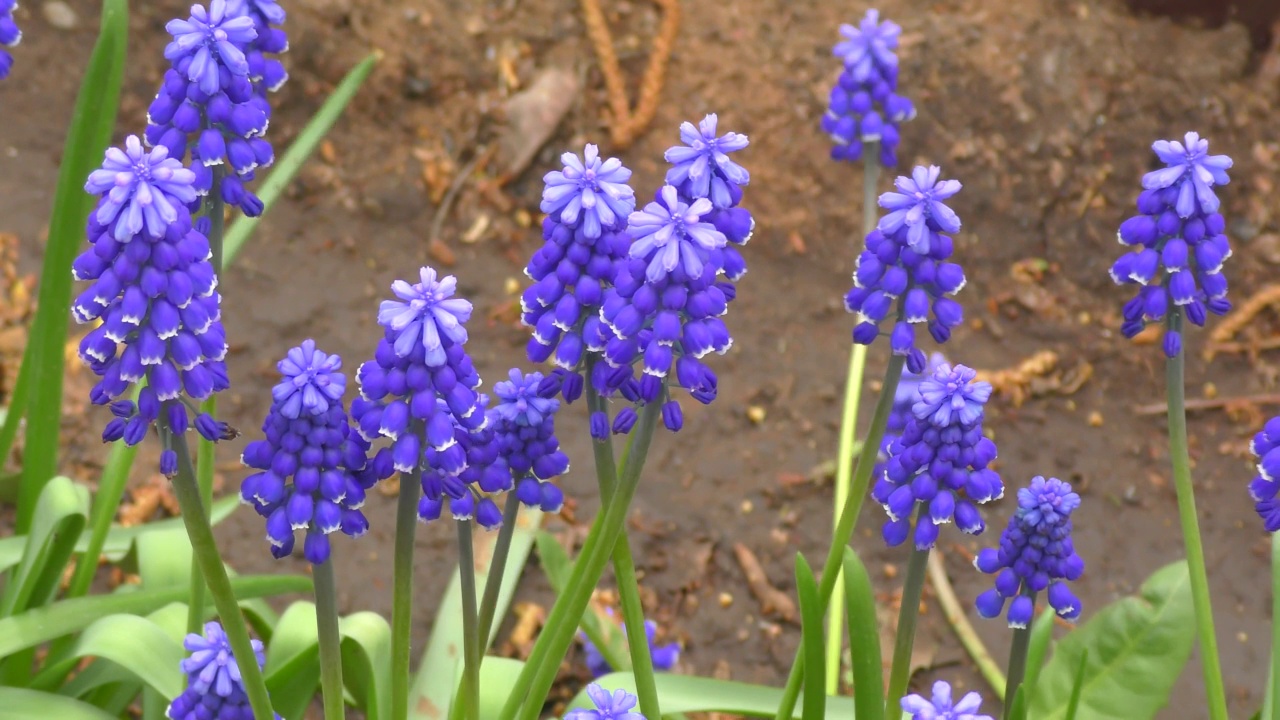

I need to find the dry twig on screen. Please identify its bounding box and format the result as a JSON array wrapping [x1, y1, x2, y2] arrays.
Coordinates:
[[580, 0, 681, 148], [1206, 284, 1280, 360], [731, 542, 796, 622], [928, 551, 1006, 699], [1132, 393, 1280, 417]]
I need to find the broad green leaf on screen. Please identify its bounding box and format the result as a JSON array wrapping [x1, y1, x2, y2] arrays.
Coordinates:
[[0, 687, 119, 720], [411, 508, 542, 719], [223, 51, 380, 265], [1008, 685, 1029, 720], [0, 476, 89, 616], [1065, 651, 1089, 720], [66, 422, 140, 599], [341, 611, 392, 720], [0, 573, 310, 658], [18, 0, 130, 532], [264, 601, 321, 720], [0, 495, 240, 574], [58, 614, 184, 699], [1031, 562, 1193, 720], [842, 548, 883, 720], [563, 670, 858, 719], [1022, 609, 1056, 707], [534, 529, 627, 671], [795, 554, 825, 720]]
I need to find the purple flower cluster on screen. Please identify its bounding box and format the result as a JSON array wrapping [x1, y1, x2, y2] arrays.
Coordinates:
[[846, 166, 965, 372], [566, 684, 646, 720], [146, 0, 286, 216], [523, 145, 635, 399], [0, 0, 20, 79], [73, 137, 231, 474], [594, 115, 753, 427], [240, 341, 392, 563], [1248, 416, 1280, 532], [1111, 132, 1233, 358], [975, 476, 1084, 628], [167, 622, 281, 720], [583, 615, 680, 679], [872, 363, 1001, 549], [876, 351, 948, 475], [822, 9, 915, 167], [901, 680, 993, 720], [353, 268, 487, 504]]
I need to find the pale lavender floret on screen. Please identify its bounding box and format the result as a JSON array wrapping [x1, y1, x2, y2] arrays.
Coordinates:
[[914, 362, 991, 427], [271, 338, 346, 419], [83, 135, 198, 242], [833, 9, 901, 82], [628, 185, 727, 283], [541, 144, 636, 239], [491, 367, 559, 426], [377, 267, 474, 363], [901, 680, 993, 720], [565, 683, 646, 720], [1141, 131, 1233, 218], [664, 114, 750, 207], [879, 165, 962, 253], [164, 0, 258, 95]]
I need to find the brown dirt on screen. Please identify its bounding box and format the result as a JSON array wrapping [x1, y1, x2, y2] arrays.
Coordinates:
[[5, 0, 1280, 717]]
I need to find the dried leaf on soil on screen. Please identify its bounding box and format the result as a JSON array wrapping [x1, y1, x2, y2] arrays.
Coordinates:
[[495, 67, 579, 180]]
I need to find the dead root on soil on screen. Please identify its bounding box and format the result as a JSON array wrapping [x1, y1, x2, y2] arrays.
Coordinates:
[[581, 0, 681, 149], [731, 542, 796, 623], [1206, 283, 1280, 361], [974, 351, 1093, 408], [928, 550, 1006, 700]]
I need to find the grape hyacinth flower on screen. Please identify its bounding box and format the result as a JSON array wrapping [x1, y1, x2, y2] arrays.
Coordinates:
[[352, 268, 487, 510], [240, 340, 392, 563], [73, 137, 232, 474], [900, 680, 994, 720], [147, 0, 282, 216], [975, 476, 1085, 627], [664, 114, 750, 211], [167, 621, 281, 720], [228, 0, 288, 92], [823, 9, 915, 167], [871, 363, 1002, 549], [488, 368, 569, 512], [1248, 416, 1280, 532], [1110, 132, 1233, 358], [565, 684, 646, 720], [875, 351, 948, 477], [524, 146, 635, 400], [846, 166, 966, 373], [0, 0, 20, 80], [582, 615, 680, 678]]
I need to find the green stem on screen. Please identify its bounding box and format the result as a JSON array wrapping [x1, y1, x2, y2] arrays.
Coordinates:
[[500, 399, 663, 720], [190, 166, 226, 634], [314, 555, 346, 720], [1001, 592, 1036, 720], [164, 411, 275, 720], [587, 379, 661, 720], [775, 354, 906, 720], [477, 492, 523, 647], [1164, 310, 1228, 720], [826, 143, 882, 692], [391, 424, 425, 720], [457, 521, 481, 720], [1269, 528, 1280, 720], [884, 526, 930, 715]]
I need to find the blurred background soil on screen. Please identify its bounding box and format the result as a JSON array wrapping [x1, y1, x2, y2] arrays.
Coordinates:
[[5, 0, 1280, 716]]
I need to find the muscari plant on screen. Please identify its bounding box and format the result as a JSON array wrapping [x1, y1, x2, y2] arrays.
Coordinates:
[[0, 4, 1270, 720]]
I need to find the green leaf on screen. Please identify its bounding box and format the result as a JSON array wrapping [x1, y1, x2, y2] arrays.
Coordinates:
[[0, 495, 240, 575], [223, 51, 380, 265], [564, 671, 858, 719], [264, 601, 321, 720], [66, 412, 141, 599], [1008, 684, 1028, 720], [17, 0, 130, 532], [341, 611, 392, 720], [534, 529, 628, 671], [795, 554, 825, 720], [0, 574, 311, 658], [58, 614, 184, 698], [1031, 562, 1194, 720], [0, 476, 89, 616], [0, 687, 120, 720], [842, 548, 883, 720], [1065, 651, 1088, 720], [1022, 609, 1056, 707], [410, 508, 542, 719]]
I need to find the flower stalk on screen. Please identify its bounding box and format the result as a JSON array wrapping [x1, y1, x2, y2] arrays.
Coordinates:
[[313, 555, 346, 720], [457, 521, 482, 720], [391, 423, 425, 720], [884, 513, 931, 715], [1001, 591, 1037, 720]]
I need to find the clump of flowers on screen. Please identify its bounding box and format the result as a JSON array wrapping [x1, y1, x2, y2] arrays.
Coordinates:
[[872, 363, 1001, 549], [0, 0, 20, 79], [595, 115, 752, 428], [900, 680, 993, 720], [876, 351, 948, 476], [146, 0, 285, 216], [1248, 416, 1280, 532], [240, 340, 392, 563], [352, 267, 487, 503], [228, 0, 288, 93], [1110, 132, 1233, 358], [822, 9, 915, 167], [166, 621, 280, 720], [524, 145, 635, 401], [74, 136, 232, 475], [488, 368, 570, 512], [582, 614, 680, 678], [845, 165, 965, 372], [975, 476, 1085, 628], [566, 684, 646, 720]]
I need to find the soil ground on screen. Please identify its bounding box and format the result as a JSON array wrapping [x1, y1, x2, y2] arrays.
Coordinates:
[[5, 0, 1280, 717]]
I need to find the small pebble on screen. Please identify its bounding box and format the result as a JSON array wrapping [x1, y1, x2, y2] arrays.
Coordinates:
[[503, 277, 521, 295], [746, 405, 766, 424], [43, 1, 79, 29], [1238, 632, 1248, 643], [718, 592, 734, 608], [740, 499, 753, 514], [1087, 410, 1103, 427], [1203, 382, 1218, 400], [883, 563, 898, 579]]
